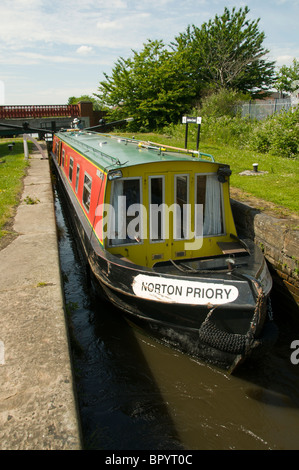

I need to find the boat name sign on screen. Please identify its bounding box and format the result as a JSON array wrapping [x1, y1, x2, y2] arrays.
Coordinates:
[[132, 274, 239, 305]]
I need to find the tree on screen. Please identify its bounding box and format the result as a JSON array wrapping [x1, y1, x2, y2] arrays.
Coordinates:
[[172, 6, 275, 98], [275, 59, 299, 94], [67, 95, 102, 110], [95, 40, 196, 130]]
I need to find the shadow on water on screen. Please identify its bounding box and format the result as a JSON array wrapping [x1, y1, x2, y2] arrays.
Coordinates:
[[75, 294, 185, 450], [235, 302, 299, 409], [54, 182, 299, 450], [54, 190, 184, 450]]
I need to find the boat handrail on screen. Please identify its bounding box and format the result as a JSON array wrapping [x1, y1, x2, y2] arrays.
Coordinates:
[[58, 130, 215, 163], [58, 130, 122, 166], [103, 134, 215, 161], [147, 141, 215, 161]]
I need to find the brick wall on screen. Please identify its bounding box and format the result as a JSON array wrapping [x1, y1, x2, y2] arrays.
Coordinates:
[[231, 199, 299, 312]]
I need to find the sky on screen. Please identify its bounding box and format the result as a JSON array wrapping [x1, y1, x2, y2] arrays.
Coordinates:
[[0, 0, 298, 105]]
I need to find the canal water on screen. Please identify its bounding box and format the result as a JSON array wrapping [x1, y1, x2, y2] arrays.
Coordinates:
[[54, 190, 299, 451]]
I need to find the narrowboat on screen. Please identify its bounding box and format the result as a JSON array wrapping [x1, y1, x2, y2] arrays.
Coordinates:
[[51, 129, 278, 372]]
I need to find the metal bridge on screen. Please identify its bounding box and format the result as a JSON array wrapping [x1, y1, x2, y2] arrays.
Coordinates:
[[0, 104, 79, 120], [0, 102, 105, 137]]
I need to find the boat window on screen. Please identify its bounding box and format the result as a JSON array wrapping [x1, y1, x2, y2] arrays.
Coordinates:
[[109, 178, 142, 245], [174, 175, 189, 239], [149, 176, 164, 241], [62, 149, 65, 167], [195, 174, 224, 236], [69, 157, 74, 182], [75, 164, 80, 193], [82, 172, 92, 213]]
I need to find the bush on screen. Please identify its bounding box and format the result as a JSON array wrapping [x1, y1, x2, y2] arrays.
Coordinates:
[[247, 119, 273, 153], [200, 115, 253, 147], [199, 89, 250, 118], [163, 93, 299, 158], [247, 107, 299, 157]]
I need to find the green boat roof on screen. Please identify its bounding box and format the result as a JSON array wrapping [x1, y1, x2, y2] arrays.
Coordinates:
[[56, 130, 216, 171]]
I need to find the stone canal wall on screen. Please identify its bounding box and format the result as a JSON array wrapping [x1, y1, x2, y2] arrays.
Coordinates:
[[231, 199, 299, 312], [0, 146, 82, 450]]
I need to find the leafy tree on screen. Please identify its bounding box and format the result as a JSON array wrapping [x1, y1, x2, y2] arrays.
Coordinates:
[[95, 40, 196, 130], [275, 58, 299, 94], [95, 6, 276, 130], [67, 95, 102, 110], [172, 6, 275, 97]]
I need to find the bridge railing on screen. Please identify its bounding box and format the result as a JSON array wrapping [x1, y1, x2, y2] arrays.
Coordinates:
[[0, 104, 80, 119]]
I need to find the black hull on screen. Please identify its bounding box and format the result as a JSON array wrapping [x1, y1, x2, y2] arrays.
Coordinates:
[[91, 273, 277, 372], [52, 155, 278, 373], [94, 280, 249, 371]]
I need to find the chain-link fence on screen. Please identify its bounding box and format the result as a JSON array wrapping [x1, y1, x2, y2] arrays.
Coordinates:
[[238, 98, 292, 120]]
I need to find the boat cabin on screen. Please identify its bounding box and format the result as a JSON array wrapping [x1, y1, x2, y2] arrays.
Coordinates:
[[51, 129, 278, 372], [52, 130, 238, 268]]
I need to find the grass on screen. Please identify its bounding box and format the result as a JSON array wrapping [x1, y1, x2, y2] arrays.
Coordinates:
[[199, 143, 299, 215], [0, 139, 29, 240], [117, 132, 299, 216], [0, 131, 298, 248]]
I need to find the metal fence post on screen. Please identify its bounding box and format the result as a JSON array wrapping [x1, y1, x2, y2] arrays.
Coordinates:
[[23, 136, 29, 160]]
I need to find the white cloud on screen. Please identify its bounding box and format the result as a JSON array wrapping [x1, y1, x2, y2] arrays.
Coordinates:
[[76, 45, 94, 55], [96, 12, 151, 32], [276, 55, 296, 67], [0, 1, 185, 51], [96, 19, 123, 31], [0, 49, 81, 65], [27, 86, 96, 104], [1, 0, 299, 104], [18, 52, 79, 63]]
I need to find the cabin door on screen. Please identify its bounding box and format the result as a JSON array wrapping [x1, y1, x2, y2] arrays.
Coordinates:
[[169, 172, 196, 260], [146, 174, 171, 264], [146, 172, 196, 264]]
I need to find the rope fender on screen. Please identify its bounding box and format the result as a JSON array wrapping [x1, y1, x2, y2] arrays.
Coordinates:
[[198, 318, 253, 354], [198, 296, 278, 355]]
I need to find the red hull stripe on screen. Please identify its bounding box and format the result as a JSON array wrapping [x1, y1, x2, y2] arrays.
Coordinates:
[[54, 136, 107, 245]]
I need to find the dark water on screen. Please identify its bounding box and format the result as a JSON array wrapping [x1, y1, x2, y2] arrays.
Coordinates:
[[54, 191, 299, 450]]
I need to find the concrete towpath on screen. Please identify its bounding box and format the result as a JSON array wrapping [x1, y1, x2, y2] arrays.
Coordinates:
[[0, 146, 82, 449]]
